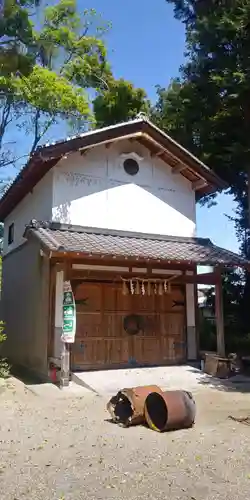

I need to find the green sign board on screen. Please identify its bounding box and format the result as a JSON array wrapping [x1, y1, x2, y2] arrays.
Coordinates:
[[61, 281, 76, 343]]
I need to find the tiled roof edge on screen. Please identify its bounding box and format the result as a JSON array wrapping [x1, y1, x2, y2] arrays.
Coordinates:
[[25, 220, 213, 246]]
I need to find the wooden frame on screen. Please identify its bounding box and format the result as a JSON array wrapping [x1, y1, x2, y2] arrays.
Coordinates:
[[194, 274, 200, 360], [47, 253, 243, 369], [215, 268, 225, 356], [47, 263, 56, 359], [49, 256, 221, 286]]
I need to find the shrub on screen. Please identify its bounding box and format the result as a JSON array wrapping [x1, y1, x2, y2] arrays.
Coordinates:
[[0, 321, 9, 378]]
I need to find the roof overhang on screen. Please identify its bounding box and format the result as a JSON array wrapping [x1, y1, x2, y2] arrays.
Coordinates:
[[23, 221, 249, 271], [0, 117, 228, 221]]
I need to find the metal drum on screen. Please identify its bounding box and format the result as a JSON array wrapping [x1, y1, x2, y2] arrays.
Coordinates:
[[107, 385, 163, 427], [144, 390, 196, 432]]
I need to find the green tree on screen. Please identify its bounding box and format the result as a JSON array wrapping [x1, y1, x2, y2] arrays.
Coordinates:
[[152, 81, 200, 163], [0, 0, 111, 177], [93, 78, 150, 127], [0, 0, 41, 169], [158, 0, 250, 216], [200, 269, 250, 353], [151, 0, 250, 328], [0, 0, 40, 77]]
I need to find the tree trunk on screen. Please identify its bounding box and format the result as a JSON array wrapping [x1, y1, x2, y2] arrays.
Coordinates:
[[241, 167, 250, 332]]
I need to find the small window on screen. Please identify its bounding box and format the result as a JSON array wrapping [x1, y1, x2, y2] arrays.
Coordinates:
[[123, 158, 139, 176], [8, 223, 14, 245]]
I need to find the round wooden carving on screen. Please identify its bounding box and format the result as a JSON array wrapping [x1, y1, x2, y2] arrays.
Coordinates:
[[123, 314, 142, 335]]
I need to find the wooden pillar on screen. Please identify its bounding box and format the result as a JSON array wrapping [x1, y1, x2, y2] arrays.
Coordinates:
[[60, 264, 70, 389], [186, 276, 197, 360], [60, 343, 70, 388], [215, 271, 225, 357], [194, 282, 200, 358], [54, 266, 70, 388], [54, 268, 64, 362], [60, 261, 74, 388]]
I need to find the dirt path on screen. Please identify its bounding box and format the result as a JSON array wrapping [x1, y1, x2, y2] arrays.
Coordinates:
[[1, 378, 250, 500]]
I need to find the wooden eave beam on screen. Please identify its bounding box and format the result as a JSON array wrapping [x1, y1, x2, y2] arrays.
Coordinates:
[[80, 147, 93, 156], [49, 250, 197, 267], [139, 133, 218, 192], [69, 259, 195, 272], [141, 133, 180, 165], [70, 269, 218, 285], [172, 163, 187, 174], [155, 149, 166, 157], [140, 133, 193, 176], [48, 252, 218, 283], [39, 250, 250, 276], [78, 131, 144, 155], [192, 178, 208, 191]]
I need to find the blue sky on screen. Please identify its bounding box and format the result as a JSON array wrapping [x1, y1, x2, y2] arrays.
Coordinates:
[[7, 0, 239, 252]]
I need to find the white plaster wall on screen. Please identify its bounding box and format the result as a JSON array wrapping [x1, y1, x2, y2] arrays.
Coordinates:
[[52, 140, 196, 237], [3, 170, 53, 254]]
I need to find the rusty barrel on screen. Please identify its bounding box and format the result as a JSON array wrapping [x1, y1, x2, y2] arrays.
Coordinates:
[[144, 390, 196, 432], [107, 385, 162, 427]]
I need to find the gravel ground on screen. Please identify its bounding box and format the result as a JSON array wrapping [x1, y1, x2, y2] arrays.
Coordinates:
[[1, 378, 250, 500]]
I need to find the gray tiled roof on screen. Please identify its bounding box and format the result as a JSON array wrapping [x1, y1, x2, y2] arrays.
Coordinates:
[[24, 221, 249, 267]]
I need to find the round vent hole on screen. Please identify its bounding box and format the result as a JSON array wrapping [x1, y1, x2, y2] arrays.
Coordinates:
[[123, 158, 139, 176]]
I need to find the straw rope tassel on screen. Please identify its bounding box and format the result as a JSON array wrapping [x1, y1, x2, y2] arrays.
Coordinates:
[[135, 280, 140, 295], [122, 281, 128, 296]]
